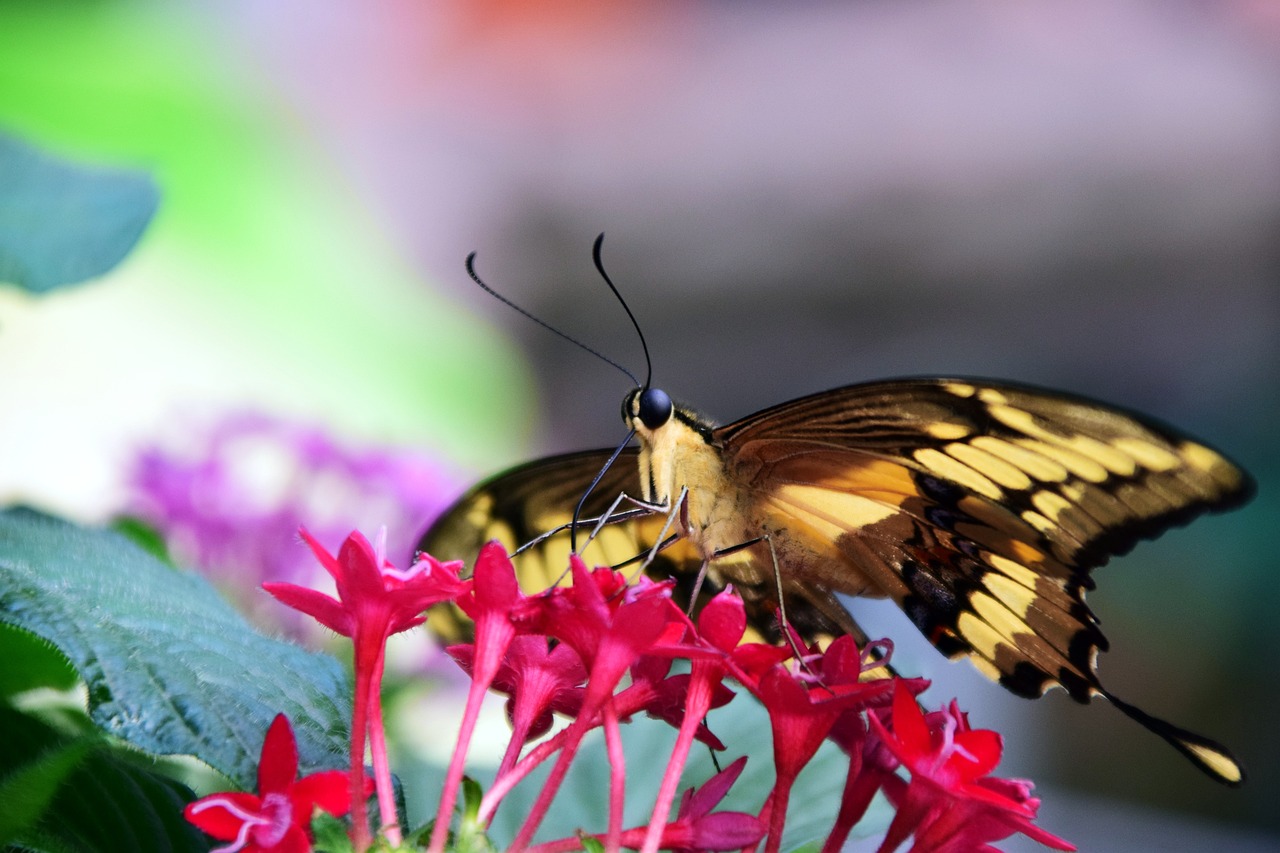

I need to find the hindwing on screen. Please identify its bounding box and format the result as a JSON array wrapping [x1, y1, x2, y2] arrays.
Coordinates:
[[419, 448, 701, 641]]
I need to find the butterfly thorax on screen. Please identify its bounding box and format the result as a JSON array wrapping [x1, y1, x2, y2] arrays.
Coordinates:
[[627, 396, 751, 559]]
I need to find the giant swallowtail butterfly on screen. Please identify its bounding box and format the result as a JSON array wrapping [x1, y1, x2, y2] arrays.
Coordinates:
[[418, 253, 1253, 787]]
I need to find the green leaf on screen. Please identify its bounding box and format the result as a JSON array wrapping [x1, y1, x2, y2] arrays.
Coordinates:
[[0, 622, 78, 698], [0, 506, 351, 788], [311, 812, 355, 852], [0, 705, 210, 852], [0, 131, 158, 293], [0, 707, 96, 843]]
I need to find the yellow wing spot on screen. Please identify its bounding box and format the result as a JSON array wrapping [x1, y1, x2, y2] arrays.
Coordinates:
[[1020, 510, 1058, 536], [970, 436, 1069, 483], [774, 485, 900, 530], [1008, 539, 1049, 565], [946, 442, 1033, 490], [462, 494, 496, 528], [977, 388, 1008, 405], [989, 405, 1116, 482], [985, 571, 1039, 615], [987, 403, 1039, 434], [986, 554, 1041, 589], [1031, 490, 1075, 523], [1178, 440, 1239, 493], [1014, 438, 1110, 483], [970, 590, 1029, 642], [943, 381, 977, 398], [925, 421, 973, 440], [969, 655, 1002, 682], [1185, 743, 1245, 785], [958, 610, 1006, 660], [1112, 437, 1182, 472], [913, 447, 1004, 500], [485, 520, 520, 553], [1061, 434, 1137, 477]]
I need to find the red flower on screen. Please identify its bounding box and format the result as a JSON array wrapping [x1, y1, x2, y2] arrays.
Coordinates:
[[616, 757, 767, 852], [266, 529, 469, 851], [263, 528, 468, 640], [869, 682, 1075, 852], [184, 715, 363, 853]]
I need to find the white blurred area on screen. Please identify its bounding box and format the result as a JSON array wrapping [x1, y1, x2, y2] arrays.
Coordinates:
[[6, 0, 1278, 848]]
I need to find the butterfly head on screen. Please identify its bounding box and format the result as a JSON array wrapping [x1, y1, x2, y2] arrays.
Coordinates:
[[623, 387, 674, 435]]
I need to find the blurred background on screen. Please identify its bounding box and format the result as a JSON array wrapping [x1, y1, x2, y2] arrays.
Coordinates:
[[0, 1, 1276, 850]]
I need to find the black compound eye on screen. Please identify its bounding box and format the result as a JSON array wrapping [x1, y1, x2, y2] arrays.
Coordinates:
[[637, 388, 673, 430]]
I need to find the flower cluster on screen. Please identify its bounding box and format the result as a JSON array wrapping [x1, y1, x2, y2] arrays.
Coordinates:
[[185, 528, 1075, 853], [128, 412, 459, 633]]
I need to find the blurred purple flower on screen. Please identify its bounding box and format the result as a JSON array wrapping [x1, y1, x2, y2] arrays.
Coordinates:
[[127, 411, 461, 633]]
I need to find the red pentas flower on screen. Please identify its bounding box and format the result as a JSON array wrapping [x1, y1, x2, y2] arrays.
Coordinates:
[[264, 527, 468, 640], [447, 634, 587, 779], [184, 715, 367, 853], [753, 639, 898, 853], [267, 529, 470, 852], [615, 757, 767, 853], [869, 681, 1075, 853]]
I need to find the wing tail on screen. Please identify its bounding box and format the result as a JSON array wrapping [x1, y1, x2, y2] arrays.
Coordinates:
[[1102, 689, 1245, 786]]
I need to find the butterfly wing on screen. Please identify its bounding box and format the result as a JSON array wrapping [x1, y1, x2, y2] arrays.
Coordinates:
[[715, 377, 1251, 783], [719, 377, 1251, 693], [418, 448, 703, 641]]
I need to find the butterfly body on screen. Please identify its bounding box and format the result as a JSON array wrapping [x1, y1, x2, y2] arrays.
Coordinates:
[[420, 376, 1253, 785]]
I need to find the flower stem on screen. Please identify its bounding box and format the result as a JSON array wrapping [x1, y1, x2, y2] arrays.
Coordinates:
[[603, 701, 625, 852], [349, 629, 378, 853], [428, 673, 491, 853], [639, 669, 713, 853], [367, 649, 401, 847]]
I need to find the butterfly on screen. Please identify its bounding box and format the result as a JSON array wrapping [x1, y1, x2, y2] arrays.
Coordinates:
[[417, 242, 1253, 785], [419, 374, 1253, 785]]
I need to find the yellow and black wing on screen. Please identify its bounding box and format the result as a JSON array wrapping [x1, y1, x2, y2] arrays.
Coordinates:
[[715, 377, 1252, 783], [418, 448, 702, 642]]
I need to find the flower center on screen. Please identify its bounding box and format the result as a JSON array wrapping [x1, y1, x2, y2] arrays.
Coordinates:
[[250, 792, 295, 847]]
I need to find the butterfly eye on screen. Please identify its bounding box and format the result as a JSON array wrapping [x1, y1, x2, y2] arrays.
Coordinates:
[[637, 388, 673, 430]]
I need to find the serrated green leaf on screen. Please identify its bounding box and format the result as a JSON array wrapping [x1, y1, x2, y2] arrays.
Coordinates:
[[0, 622, 78, 697], [0, 132, 159, 292], [0, 506, 351, 788]]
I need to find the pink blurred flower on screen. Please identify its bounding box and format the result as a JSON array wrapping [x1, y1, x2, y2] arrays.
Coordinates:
[[127, 411, 460, 633]]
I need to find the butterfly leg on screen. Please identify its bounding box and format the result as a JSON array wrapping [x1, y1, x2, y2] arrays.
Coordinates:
[[709, 533, 813, 663], [511, 493, 667, 557], [641, 486, 687, 572]]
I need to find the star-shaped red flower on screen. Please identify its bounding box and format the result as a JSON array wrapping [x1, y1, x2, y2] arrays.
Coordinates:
[[184, 715, 367, 853]]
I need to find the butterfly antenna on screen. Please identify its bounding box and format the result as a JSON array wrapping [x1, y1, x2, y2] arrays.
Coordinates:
[[591, 233, 652, 390], [466, 250, 640, 387]]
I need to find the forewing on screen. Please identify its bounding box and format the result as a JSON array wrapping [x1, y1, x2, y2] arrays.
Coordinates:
[[718, 377, 1253, 701], [417, 448, 700, 641]]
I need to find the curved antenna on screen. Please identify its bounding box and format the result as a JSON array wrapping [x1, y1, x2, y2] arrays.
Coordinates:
[[466, 251, 639, 387], [591, 233, 652, 390], [571, 428, 636, 553]]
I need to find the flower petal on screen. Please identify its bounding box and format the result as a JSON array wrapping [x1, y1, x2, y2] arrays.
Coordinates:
[[291, 769, 356, 817], [257, 715, 300, 795], [184, 792, 263, 840], [889, 678, 931, 759], [262, 583, 354, 637]]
